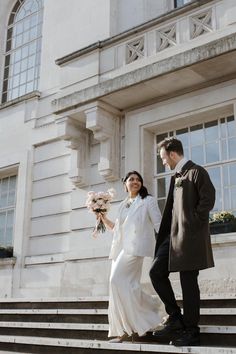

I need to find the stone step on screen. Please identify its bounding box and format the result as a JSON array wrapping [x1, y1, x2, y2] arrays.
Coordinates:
[[0, 308, 109, 324], [0, 307, 235, 315], [0, 322, 109, 330], [0, 335, 235, 354], [0, 298, 109, 310], [0, 307, 236, 316], [0, 309, 108, 315], [1, 296, 235, 310], [0, 321, 235, 346], [177, 298, 236, 308], [0, 321, 235, 334]]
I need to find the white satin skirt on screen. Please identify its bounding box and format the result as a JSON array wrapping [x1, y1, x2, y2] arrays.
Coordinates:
[[108, 250, 160, 337]]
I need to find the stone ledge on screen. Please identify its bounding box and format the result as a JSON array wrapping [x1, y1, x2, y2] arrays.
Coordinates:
[[52, 33, 236, 114], [0, 91, 40, 111], [25, 247, 111, 266], [211, 232, 236, 245], [0, 257, 16, 268]]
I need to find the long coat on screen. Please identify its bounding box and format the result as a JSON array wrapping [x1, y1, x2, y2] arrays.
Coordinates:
[[109, 195, 161, 261], [155, 160, 215, 272]]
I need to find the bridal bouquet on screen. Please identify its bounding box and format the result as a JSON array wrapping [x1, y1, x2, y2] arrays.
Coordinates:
[[85, 188, 116, 237]]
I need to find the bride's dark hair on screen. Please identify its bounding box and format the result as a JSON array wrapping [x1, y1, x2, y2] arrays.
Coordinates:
[[122, 170, 149, 199]]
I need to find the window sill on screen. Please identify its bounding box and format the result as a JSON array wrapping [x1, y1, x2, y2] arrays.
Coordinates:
[[211, 232, 236, 245], [0, 91, 40, 111], [0, 257, 16, 267]]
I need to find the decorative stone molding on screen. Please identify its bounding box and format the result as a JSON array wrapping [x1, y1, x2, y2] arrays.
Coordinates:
[[56, 116, 89, 188], [190, 9, 212, 39], [85, 104, 120, 182], [157, 23, 177, 51], [126, 37, 144, 64]]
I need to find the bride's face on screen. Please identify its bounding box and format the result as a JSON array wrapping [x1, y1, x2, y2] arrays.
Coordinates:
[[125, 174, 142, 196]]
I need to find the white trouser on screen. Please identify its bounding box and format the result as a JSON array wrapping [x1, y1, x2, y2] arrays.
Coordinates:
[[108, 250, 160, 337]]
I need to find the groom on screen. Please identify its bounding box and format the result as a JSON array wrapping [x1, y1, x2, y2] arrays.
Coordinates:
[[150, 137, 215, 346]]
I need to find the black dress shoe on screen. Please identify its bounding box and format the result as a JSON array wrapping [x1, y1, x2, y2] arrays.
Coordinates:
[[153, 315, 184, 340], [170, 328, 200, 346]]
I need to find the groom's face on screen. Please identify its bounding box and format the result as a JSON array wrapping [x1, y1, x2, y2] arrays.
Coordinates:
[[160, 147, 176, 170]]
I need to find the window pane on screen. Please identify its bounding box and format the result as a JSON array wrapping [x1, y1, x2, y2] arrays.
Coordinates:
[[231, 187, 236, 210], [8, 176, 17, 206], [158, 199, 166, 214], [23, 30, 30, 44], [229, 164, 236, 185], [191, 145, 204, 164], [19, 85, 26, 96], [227, 116, 236, 138], [15, 22, 23, 35], [0, 213, 6, 244], [20, 71, 27, 85], [14, 61, 21, 75], [221, 140, 227, 160], [222, 165, 229, 186], [205, 120, 218, 141], [206, 142, 219, 163], [26, 81, 34, 92], [15, 33, 23, 47], [190, 124, 204, 145], [208, 167, 221, 189], [214, 189, 222, 212], [228, 138, 236, 159], [224, 188, 231, 211], [5, 210, 14, 245], [0, 178, 9, 208], [157, 178, 166, 198], [176, 128, 189, 150]]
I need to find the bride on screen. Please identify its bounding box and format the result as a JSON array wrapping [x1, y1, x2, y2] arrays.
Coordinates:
[[99, 170, 161, 342]]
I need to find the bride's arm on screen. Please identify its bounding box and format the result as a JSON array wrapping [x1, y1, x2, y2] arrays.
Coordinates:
[[99, 213, 115, 230]]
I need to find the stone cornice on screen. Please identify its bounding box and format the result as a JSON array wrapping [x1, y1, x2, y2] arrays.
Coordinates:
[[52, 32, 236, 114], [55, 0, 214, 66]]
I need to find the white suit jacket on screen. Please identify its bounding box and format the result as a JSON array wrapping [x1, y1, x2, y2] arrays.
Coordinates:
[[109, 195, 161, 260]]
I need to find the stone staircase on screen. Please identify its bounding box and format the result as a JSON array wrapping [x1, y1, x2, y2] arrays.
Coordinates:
[[0, 296, 235, 353]]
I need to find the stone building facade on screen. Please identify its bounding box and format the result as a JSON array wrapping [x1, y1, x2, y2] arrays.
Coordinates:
[[0, 0, 235, 299]]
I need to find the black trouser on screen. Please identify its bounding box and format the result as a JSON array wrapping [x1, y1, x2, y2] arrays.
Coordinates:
[[150, 239, 200, 329]]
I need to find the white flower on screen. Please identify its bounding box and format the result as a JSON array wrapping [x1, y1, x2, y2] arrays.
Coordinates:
[[175, 177, 183, 188]]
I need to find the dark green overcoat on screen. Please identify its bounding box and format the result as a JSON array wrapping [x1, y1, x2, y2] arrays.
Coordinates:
[[155, 160, 215, 272]]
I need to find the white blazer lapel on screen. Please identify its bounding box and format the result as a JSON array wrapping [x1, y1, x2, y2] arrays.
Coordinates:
[[124, 195, 143, 221]]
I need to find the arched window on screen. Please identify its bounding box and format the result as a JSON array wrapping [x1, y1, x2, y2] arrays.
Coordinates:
[[2, 0, 43, 103]]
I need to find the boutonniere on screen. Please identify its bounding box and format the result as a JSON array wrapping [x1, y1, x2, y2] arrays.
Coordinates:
[[175, 173, 183, 188]]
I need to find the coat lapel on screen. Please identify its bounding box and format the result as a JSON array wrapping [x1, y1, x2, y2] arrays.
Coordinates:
[[180, 160, 195, 176], [123, 195, 143, 224]]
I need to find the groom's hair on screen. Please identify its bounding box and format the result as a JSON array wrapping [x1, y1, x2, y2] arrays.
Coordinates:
[[158, 137, 184, 156]]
